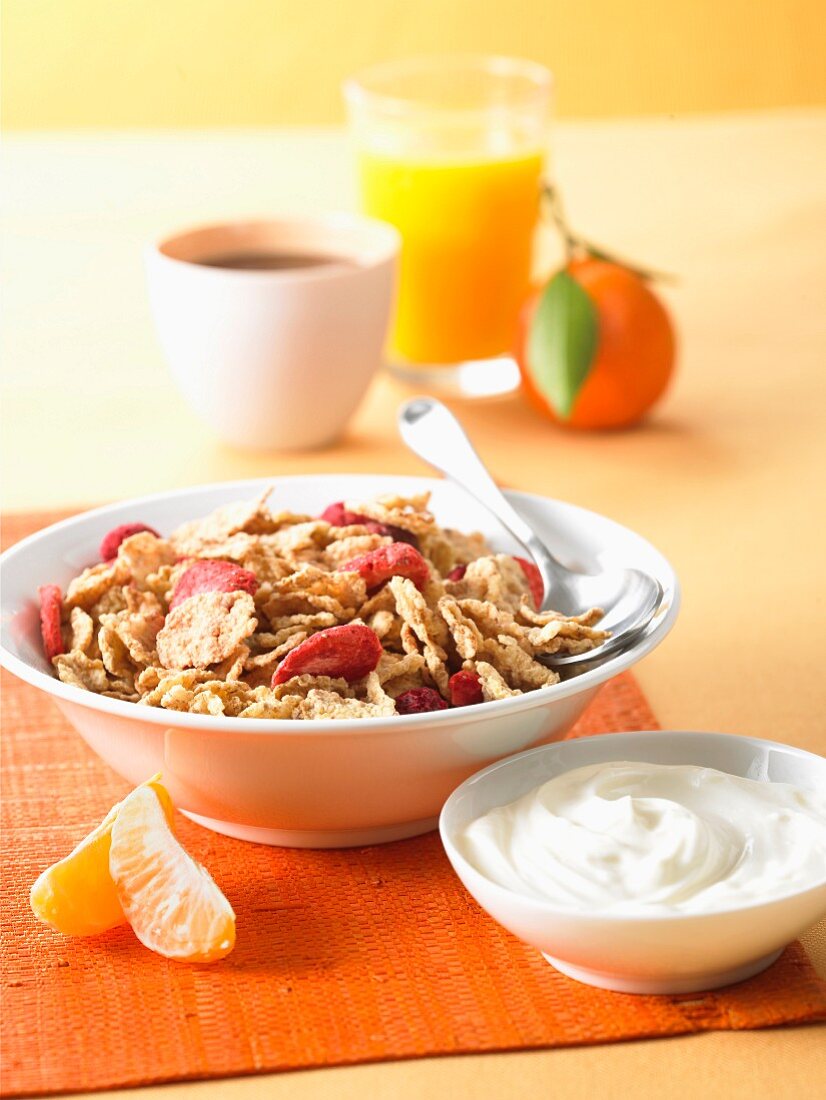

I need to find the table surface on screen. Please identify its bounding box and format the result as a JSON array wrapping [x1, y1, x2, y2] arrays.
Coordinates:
[[2, 110, 825, 1099]]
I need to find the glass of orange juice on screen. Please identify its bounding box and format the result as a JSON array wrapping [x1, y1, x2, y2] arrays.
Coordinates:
[[343, 56, 552, 396]]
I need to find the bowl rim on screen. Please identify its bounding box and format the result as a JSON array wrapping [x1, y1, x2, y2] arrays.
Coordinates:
[[0, 474, 680, 735], [439, 729, 826, 921]]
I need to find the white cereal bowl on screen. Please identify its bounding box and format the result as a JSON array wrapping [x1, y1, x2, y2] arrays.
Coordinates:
[[439, 730, 826, 994], [0, 475, 679, 848]]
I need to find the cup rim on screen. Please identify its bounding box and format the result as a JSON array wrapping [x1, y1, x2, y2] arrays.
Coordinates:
[[343, 54, 553, 117], [146, 212, 401, 282]]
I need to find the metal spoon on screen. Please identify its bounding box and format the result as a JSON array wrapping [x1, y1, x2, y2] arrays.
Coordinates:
[[398, 397, 663, 668]]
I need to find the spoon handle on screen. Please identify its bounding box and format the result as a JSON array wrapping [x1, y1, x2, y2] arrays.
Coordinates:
[[397, 397, 563, 606]]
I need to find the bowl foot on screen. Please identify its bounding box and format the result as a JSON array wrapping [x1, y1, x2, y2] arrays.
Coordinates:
[[541, 949, 784, 994], [181, 809, 439, 848]]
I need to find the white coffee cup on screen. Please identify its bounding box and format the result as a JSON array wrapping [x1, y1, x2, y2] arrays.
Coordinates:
[[145, 214, 399, 450]]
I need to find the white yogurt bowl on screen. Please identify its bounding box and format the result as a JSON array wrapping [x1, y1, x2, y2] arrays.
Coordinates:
[[0, 475, 678, 848], [440, 730, 826, 994]]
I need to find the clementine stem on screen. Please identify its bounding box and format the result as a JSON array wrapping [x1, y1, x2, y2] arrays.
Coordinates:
[[540, 182, 677, 284]]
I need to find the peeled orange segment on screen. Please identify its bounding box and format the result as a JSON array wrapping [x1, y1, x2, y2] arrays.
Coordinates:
[[30, 776, 174, 937], [30, 802, 124, 936], [109, 786, 235, 962]]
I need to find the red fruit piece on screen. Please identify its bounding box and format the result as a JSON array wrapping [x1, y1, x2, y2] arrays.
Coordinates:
[[320, 502, 418, 547], [446, 564, 467, 582], [372, 523, 419, 547], [169, 559, 259, 610], [514, 556, 544, 609], [340, 542, 429, 592], [320, 501, 359, 526], [99, 523, 161, 562], [39, 584, 64, 661], [395, 687, 449, 715], [449, 669, 483, 707], [271, 623, 382, 686]]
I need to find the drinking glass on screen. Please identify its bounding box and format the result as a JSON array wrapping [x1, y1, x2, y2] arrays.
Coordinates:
[[344, 55, 552, 396]]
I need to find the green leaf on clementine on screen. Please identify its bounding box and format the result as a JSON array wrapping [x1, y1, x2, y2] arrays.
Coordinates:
[[527, 270, 599, 419]]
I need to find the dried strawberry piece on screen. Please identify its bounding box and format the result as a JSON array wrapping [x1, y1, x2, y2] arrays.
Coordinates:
[[271, 623, 382, 686], [169, 559, 259, 610], [449, 669, 483, 707], [320, 502, 418, 547], [320, 501, 359, 526], [515, 556, 544, 609], [372, 523, 419, 547], [340, 542, 429, 593], [446, 564, 467, 582], [39, 584, 64, 661], [99, 523, 161, 562], [395, 687, 449, 715]]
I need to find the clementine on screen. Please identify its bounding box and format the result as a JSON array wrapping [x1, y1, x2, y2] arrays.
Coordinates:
[[30, 776, 235, 963], [29, 775, 174, 937], [110, 786, 236, 963], [516, 257, 676, 430]]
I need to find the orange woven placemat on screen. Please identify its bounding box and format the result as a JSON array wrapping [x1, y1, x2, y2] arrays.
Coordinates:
[[2, 511, 825, 1098]]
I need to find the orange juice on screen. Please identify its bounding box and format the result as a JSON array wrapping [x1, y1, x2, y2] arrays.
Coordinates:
[[358, 149, 543, 364]]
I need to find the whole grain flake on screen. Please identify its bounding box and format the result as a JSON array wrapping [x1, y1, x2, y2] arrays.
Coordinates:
[[43, 489, 607, 717]]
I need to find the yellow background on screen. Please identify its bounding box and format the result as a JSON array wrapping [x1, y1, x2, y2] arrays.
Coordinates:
[[3, 0, 825, 129]]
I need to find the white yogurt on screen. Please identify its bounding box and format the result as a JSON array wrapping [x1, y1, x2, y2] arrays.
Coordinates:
[[459, 761, 826, 914]]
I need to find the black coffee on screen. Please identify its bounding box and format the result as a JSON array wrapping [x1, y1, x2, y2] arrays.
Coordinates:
[[195, 251, 355, 271]]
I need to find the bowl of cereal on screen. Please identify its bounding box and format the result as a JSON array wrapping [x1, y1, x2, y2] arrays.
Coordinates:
[[0, 475, 679, 847]]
